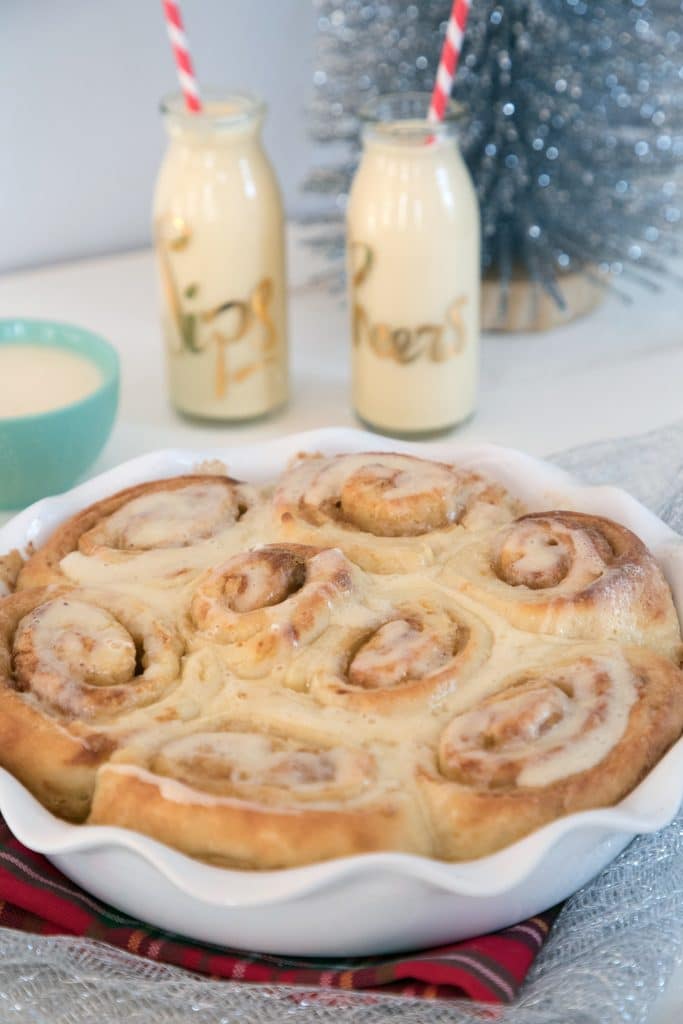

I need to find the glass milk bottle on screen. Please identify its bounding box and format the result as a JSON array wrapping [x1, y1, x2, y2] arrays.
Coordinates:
[[347, 93, 479, 436], [154, 92, 288, 420]]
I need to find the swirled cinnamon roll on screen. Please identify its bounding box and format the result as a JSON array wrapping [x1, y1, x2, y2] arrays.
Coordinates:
[[273, 453, 522, 572], [187, 544, 362, 680], [418, 646, 683, 859], [0, 588, 183, 819], [310, 590, 493, 714], [88, 724, 429, 867], [443, 511, 682, 658], [18, 474, 260, 589]]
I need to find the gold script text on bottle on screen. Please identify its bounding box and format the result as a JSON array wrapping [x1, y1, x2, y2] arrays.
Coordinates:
[[347, 118, 479, 435], [154, 95, 288, 421]]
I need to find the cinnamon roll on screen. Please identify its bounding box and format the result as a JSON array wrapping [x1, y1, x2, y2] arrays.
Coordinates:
[[444, 511, 682, 658], [273, 452, 522, 572], [310, 589, 493, 714], [0, 447, 681, 867], [18, 474, 259, 589], [187, 544, 361, 680], [0, 587, 183, 818], [418, 646, 683, 859], [88, 724, 429, 868]]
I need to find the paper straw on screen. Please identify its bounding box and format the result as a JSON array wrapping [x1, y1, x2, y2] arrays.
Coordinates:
[[428, 0, 471, 123], [162, 0, 202, 112]]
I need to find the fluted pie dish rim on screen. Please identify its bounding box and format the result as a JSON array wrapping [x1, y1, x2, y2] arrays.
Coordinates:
[[0, 427, 681, 951]]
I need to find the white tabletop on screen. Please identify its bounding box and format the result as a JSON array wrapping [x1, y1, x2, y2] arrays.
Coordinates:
[[0, 227, 682, 1019], [1, 227, 683, 481]]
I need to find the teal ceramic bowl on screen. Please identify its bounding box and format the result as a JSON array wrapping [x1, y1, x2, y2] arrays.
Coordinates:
[[0, 319, 119, 509]]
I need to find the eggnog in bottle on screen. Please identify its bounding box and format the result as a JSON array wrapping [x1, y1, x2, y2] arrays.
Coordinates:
[[347, 93, 479, 436], [154, 93, 288, 421]]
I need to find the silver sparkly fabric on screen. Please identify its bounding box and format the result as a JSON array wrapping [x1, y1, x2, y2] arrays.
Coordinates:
[[304, 0, 683, 300], [0, 420, 682, 1023]]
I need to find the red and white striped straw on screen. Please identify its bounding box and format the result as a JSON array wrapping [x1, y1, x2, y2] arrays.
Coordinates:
[[162, 0, 202, 112], [428, 0, 471, 123]]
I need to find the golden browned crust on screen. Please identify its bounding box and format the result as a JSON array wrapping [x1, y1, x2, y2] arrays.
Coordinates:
[[88, 772, 429, 868], [0, 685, 111, 821], [417, 646, 683, 860], [444, 511, 682, 659], [88, 730, 430, 868], [0, 550, 23, 596], [0, 589, 113, 820], [17, 474, 251, 589]]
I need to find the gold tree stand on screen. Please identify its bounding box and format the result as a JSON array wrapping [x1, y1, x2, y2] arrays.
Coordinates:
[[482, 267, 606, 333]]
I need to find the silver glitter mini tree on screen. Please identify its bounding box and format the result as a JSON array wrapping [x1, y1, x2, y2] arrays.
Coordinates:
[[305, 0, 683, 307]]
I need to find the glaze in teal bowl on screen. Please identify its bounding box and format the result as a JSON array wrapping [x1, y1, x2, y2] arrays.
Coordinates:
[[0, 319, 119, 509]]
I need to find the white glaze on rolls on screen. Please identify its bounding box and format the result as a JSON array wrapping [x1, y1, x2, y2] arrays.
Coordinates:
[[11, 593, 182, 720], [2, 454, 682, 866], [273, 452, 522, 572], [439, 652, 637, 789]]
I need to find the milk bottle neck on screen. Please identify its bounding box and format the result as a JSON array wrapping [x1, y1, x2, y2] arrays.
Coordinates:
[[161, 92, 265, 148], [361, 124, 459, 161], [359, 91, 464, 157]]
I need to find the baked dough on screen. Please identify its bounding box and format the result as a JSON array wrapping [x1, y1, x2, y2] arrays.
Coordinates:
[[442, 511, 682, 658], [0, 549, 22, 597], [418, 645, 683, 859], [1, 450, 681, 864], [186, 543, 361, 681], [88, 722, 430, 868], [308, 584, 494, 714], [18, 474, 261, 590], [0, 587, 180, 819], [272, 452, 523, 572]]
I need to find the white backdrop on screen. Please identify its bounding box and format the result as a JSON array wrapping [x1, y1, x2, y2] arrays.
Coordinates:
[[0, 1, 315, 272]]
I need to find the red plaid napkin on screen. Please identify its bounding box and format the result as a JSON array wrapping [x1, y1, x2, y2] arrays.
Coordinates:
[[0, 816, 558, 1003]]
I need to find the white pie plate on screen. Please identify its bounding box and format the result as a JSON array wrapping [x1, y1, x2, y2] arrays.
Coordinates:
[[1, 427, 682, 957]]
